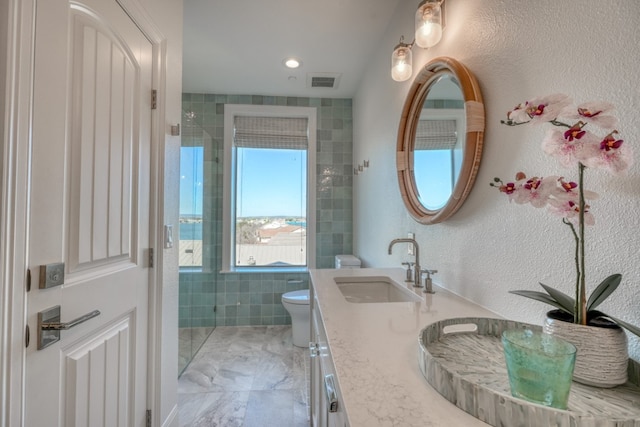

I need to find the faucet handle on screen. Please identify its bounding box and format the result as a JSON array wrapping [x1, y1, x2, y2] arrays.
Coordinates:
[[402, 262, 415, 282], [420, 269, 437, 294]]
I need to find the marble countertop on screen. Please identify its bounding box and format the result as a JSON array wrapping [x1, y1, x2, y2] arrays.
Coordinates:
[[309, 267, 501, 427]]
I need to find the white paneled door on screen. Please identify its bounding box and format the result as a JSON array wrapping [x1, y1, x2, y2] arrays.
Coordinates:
[[25, 0, 152, 426]]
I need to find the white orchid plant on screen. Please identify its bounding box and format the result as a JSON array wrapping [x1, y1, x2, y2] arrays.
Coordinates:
[[490, 94, 640, 337]]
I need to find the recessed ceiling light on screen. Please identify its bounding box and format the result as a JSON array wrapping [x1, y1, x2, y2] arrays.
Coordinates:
[[283, 57, 302, 69]]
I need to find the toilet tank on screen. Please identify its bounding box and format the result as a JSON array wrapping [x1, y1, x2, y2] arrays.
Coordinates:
[[335, 254, 361, 269]]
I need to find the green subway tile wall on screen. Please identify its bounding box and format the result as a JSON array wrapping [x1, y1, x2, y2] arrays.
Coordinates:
[[179, 94, 353, 327]]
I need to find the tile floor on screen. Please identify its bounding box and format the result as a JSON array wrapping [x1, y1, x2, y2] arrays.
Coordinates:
[[179, 327, 215, 375], [178, 326, 310, 427]]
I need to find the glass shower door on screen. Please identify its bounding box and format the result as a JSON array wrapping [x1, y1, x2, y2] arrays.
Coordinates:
[[178, 104, 218, 374]]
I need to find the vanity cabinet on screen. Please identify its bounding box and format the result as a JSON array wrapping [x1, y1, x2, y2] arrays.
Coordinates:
[[310, 284, 349, 427]]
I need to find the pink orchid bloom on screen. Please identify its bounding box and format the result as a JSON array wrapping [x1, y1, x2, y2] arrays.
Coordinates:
[[507, 94, 572, 125], [563, 122, 586, 141], [511, 175, 559, 208], [541, 128, 600, 168], [600, 131, 624, 151], [559, 101, 619, 130], [548, 198, 596, 225], [556, 177, 599, 200], [582, 131, 634, 175], [558, 178, 577, 192], [499, 181, 517, 195]]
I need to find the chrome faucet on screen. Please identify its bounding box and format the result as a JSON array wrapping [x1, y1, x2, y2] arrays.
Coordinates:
[[388, 238, 421, 287]]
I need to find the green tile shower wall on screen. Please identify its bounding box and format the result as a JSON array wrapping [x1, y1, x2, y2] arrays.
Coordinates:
[[179, 94, 354, 327]]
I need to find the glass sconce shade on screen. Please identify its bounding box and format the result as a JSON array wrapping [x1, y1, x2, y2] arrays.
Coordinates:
[[391, 44, 413, 82], [415, 1, 442, 48]]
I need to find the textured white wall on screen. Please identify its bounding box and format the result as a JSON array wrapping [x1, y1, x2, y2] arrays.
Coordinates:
[[353, 0, 640, 360]]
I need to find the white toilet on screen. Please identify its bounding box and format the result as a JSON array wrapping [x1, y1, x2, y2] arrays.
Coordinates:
[[282, 289, 310, 347], [282, 255, 361, 347], [282, 255, 360, 347], [334, 254, 361, 269]]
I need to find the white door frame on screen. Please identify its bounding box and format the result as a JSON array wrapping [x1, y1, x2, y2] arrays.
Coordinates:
[[0, 1, 170, 426]]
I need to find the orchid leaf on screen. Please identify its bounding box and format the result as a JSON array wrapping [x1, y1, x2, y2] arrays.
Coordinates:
[[509, 290, 571, 314], [586, 274, 622, 311], [603, 314, 640, 339], [538, 282, 575, 314]]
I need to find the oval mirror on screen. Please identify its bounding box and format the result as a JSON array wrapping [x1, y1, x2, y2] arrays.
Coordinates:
[[396, 57, 484, 224]]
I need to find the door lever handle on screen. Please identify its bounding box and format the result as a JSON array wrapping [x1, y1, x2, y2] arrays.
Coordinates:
[[41, 309, 101, 330], [37, 305, 101, 349]]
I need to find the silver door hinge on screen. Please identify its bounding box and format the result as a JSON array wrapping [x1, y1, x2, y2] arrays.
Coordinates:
[[146, 409, 151, 427], [148, 248, 154, 268], [151, 90, 157, 110]]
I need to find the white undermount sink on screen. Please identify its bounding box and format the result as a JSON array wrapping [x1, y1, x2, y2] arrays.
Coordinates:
[[334, 276, 422, 303]]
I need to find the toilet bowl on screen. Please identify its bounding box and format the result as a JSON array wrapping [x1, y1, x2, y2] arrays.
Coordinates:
[[282, 289, 310, 347]]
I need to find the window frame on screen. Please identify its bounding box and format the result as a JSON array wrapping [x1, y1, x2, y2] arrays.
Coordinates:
[[222, 104, 317, 273]]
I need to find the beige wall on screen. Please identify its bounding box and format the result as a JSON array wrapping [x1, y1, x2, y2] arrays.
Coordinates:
[[354, 0, 640, 360]]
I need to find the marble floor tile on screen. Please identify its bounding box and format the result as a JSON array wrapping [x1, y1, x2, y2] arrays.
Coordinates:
[[183, 391, 250, 427], [178, 326, 310, 427], [252, 352, 296, 391], [243, 390, 295, 427], [292, 386, 310, 426], [179, 327, 214, 374], [263, 325, 295, 355]]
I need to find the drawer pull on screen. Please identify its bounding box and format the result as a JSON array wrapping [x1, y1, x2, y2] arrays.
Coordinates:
[[324, 374, 338, 413]]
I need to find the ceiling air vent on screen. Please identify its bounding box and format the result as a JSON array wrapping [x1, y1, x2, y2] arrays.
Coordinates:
[[311, 77, 335, 88], [307, 73, 341, 89]]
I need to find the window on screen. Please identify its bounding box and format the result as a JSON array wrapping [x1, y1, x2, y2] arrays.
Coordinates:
[[179, 146, 204, 268], [223, 105, 316, 272]]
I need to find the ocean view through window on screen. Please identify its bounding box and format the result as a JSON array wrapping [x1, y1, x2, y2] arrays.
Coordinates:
[[179, 146, 204, 268], [235, 147, 307, 267], [223, 104, 317, 272]]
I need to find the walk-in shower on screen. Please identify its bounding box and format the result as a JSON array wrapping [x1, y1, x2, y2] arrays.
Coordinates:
[[178, 102, 220, 374]]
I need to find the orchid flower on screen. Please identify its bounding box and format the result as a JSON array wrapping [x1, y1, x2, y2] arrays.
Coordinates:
[[548, 197, 595, 226], [505, 94, 572, 125], [517, 175, 561, 208], [491, 94, 635, 329], [559, 101, 619, 130], [541, 128, 601, 168], [582, 131, 634, 175]]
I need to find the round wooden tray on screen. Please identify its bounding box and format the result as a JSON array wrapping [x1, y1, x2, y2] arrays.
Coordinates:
[[418, 317, 640, 427]]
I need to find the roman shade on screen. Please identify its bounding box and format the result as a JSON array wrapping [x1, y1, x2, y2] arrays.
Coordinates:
[[233, 116, 309, 149], [415, 119, 457, 150]]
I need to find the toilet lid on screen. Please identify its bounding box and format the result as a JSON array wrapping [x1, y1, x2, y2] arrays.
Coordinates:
[[282, 289, 309, 305], [335, 254, 361, 266]]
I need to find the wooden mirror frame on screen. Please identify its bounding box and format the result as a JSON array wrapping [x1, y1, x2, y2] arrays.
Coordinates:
[[396, 56, 485, 224]]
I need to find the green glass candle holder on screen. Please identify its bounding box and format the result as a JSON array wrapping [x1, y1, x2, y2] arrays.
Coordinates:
[[502, 329, 577, 409]]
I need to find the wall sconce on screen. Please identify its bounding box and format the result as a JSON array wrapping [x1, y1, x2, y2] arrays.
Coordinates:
[[391, 37, 413, 82], [415, 0, 443, 48], [391, 0, 445, 82]]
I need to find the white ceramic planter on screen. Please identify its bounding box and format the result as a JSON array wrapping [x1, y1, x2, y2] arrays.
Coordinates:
[[543, 310, 628, 388]]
